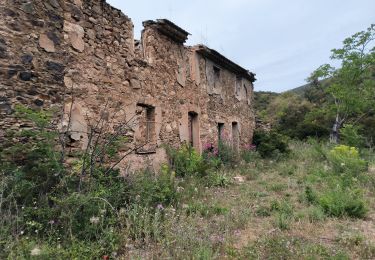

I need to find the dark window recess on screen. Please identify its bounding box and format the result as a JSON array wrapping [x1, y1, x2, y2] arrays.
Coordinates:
[[188, 112, 199, 149], [136, 104, 157, 154], [213, 66, 221, 88], [235, 76, 242, 96], [232, 122, 239, 152], [218, 123, 224, 142]]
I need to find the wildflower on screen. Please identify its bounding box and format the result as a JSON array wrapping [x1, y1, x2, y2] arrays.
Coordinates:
[[156, 204, 164, 210], [102, 255, 109, 260], [177, 186, 184, 193], [30, 246, 41, 256], [20, 231, 24, 235], [90, 216, 100, 224], [48, 220, 55, 225]]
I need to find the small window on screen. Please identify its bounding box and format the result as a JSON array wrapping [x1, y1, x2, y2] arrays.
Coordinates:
[[244, 84, 248, 97], [213, 66, 221, 88], [218, 123, 224, 142], [188, 112, 199, 149], [136, 104, 156, 154], [235, 76, 242, 97], [232, 122, 239, 152]]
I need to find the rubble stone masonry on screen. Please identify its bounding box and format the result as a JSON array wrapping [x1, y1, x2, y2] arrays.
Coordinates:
[[0, 0, 256, 173]]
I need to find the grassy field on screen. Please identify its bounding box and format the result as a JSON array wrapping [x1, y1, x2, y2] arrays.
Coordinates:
[[123, 141, 375, 259]]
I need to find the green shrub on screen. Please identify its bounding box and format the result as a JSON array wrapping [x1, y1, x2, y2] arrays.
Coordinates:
[[255, 206, 271, 217], [185, 202, 229, 217], [241, 149, 261, 163], [166, 144, 210, 177], [204, 171, 231, 187], [340, 124, 365, 148], [217, 141, 239, 166], [306, 206, 326, 223], [252, 130, 289, 158], [129, 165, 177, 207], [328, 145, 367, 175], [275, 212, 292, 230], [123, 204, 163, 243], [318, 186, 367, 218], [304, 186, 318, 204]]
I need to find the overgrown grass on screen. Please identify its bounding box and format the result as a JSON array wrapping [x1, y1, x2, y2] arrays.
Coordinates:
[[1, 106, 375, 259]]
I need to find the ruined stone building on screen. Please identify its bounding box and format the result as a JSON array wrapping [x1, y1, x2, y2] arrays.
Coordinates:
[[0, 0, 256, 172]]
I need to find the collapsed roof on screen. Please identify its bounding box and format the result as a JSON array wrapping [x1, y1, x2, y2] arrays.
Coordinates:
[[142, 19, 190, 44], [142, 19, 256, 83], [195, 44, 256, 83]]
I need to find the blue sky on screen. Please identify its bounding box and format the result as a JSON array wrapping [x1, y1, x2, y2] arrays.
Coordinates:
[[107, 0, 375, 92]]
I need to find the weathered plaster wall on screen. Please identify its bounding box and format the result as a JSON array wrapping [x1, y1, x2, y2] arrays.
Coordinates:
[[0, 0, 255, 174]]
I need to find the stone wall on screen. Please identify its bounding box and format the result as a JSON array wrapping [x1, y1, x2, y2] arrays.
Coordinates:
[[0, 0, 256, 173]]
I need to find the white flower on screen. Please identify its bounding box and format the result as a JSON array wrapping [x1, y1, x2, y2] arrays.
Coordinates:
[[90, 216, 100, 224], [20, 231, 24, 235], [341, 163, 345, 166], [30, 247, 41, 256], [177, 186, 184, 193], [156, 204, 164, 210]]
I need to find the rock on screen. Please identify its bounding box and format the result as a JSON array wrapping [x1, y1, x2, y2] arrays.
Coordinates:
[[64, 76, 73, 87], [73, 0, 83, 8], [63, 21, 85, 52], [69, 32, 85, 52], [63, 21, 84, 38], [0, 45, 7, 59], [31, 19, 45, 27], [49, 0, 60, 8], [27, 86, 38, 96], [21, 54, 33, 64], [69, 4, 82, 21], [89, 17, 97, 24], [0, 97, 12, 114], [86, 29, 96, 39], [39, 34, 55, 53], [19, 71, 32, 81], [165, 124, 172, 133], [7, 69, 17, 79], [45, 61, 64, 72], [233, 176, 245, 183], [4, 8, 17, 17], [130, 79, 141, 89], [34, 99, 44, 106], [47, 31, 61, 45], [22, 2, 35, 14]]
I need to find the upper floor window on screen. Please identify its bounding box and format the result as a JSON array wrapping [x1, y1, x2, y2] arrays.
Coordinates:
[[235, 76, 242, 97], [213, 66, 221, 88]]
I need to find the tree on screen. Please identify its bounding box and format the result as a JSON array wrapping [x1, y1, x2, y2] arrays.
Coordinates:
[[308, 24, 375, 143]]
